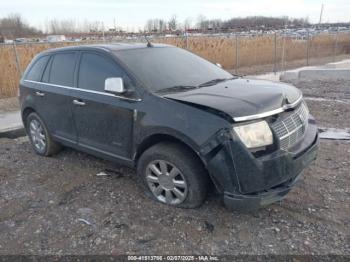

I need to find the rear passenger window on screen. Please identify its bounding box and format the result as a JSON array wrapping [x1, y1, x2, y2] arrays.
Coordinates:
[[49, 53, 76, 86], [78, 53, 128, 92], [25, 56, 50, 81]]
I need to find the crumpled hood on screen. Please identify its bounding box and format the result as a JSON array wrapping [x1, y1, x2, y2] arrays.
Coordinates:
[[164, 78, 302, 120]]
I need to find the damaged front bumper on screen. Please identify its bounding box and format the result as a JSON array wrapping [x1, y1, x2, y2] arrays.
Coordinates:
[[205, 118, 319, 211], [223, 171, 304, 211]]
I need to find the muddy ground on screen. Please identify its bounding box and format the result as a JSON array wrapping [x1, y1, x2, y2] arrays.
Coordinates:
[[0, 80, 349, 256]]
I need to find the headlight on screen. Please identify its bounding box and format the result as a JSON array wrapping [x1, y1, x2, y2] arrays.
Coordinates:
[[233, 120, 273, 148]]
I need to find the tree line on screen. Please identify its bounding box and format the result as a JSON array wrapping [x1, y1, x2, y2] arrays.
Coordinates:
[[1, 12, 347, 39], [0, 13, 111, 39], [144, 15, 310, 32], [0, 14, 41, 39]]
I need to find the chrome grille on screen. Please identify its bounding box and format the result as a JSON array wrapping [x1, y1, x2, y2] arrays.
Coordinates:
[[271, 102, 309, 150]]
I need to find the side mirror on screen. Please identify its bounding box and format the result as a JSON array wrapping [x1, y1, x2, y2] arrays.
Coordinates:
[[104, 77, 125, 94], [216, 63, 222, 68]]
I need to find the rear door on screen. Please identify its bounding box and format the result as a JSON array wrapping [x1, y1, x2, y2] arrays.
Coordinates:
[[71, 51, 138, 160], [35, 52, 78, 143], [21, 54, 50, 108]]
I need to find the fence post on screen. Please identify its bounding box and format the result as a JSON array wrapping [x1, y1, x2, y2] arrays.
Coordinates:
[[273, 32, 277, 73], [185, 32, 189, 49], [281, 34, 286, 72], [333, 29, 339, 62], [12, 42, 22, 77], [306, 31, 310, 66], [235, 34, 239, 74]]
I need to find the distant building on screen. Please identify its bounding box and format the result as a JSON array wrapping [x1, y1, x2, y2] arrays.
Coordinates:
[[46, 35, 66, 42]]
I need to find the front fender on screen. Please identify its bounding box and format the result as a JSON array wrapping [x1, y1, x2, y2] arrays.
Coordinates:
[[134, 127, 203, 161]]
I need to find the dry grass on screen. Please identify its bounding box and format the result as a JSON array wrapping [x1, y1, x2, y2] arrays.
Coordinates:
[[0, 42, 78, 97], [1, 33, 349, 97]]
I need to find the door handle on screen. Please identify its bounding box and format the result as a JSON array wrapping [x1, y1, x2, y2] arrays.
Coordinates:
[[73, 99, 86, 106], [35, 91, 45, 97]]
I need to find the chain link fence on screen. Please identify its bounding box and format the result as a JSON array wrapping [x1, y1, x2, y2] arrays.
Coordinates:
[[1, 32, 350, 97]]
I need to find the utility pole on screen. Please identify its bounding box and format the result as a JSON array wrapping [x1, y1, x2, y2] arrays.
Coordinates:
[[318, 4, 324, 27]]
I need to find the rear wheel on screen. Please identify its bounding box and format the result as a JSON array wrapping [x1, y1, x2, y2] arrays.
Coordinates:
[[26, 112, 61, 156], [137, 142, 209, 208]]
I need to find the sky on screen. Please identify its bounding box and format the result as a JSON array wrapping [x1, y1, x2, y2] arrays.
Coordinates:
[[1, 0, 350, 31]]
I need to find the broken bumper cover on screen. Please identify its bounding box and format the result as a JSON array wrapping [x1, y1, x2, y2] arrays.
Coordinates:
[[223, 171, 303, 211], [222, 120, 319, 211]]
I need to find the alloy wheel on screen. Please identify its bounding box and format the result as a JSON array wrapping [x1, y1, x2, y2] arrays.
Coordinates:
[[145, 160, 188, 205], [29, 119, 46, 152]]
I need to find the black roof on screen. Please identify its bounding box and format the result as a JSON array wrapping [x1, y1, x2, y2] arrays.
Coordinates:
[[42, 43, 173, 54]]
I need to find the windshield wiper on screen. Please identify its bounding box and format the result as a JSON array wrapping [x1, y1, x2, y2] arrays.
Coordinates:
[[156, 85, 198, 94], [198, 77, 236, 87]]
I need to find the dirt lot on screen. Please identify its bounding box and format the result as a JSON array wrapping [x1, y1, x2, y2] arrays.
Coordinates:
[[293, 80, 350, 129], [0, 80, 349, 256], [0, 97, 19, 113], [232, 54, 350, 76]]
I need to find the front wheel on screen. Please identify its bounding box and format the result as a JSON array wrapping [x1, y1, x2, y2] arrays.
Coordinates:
[[137, 142, 209, 208]]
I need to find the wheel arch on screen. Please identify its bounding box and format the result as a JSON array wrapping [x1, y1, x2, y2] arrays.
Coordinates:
[[22, 107, 36, 124], [135, 133, 220, 196], [135, 133, 206, 167]]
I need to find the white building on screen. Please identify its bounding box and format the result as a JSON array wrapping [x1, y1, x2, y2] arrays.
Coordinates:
[[46, 35, 66, 42]]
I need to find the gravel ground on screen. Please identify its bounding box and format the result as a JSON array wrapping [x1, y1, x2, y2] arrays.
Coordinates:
[[0, 80, 349, 256], [0, 97, 19, 114], [228, 54, 350, 76], [0, 137, 349, 256], [292, 80, 350, 129]]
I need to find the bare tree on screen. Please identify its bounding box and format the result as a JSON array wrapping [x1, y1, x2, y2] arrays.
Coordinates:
[[168, 15, 178, 31], [46, 18, 82, 34], [144, 18, 167, 32], [0, 13, 41, 38], [159, 19, 167, 32], [196, 14, 207, 30], [145, 19, 154, 32], [184, 17, 193, 30]]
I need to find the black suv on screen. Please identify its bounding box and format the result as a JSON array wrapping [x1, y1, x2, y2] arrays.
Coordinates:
[[19, 43, 318, 211]]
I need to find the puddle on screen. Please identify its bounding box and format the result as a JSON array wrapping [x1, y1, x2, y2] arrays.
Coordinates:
[[304, 97, 350, 104], [318, 127, 350, 140]]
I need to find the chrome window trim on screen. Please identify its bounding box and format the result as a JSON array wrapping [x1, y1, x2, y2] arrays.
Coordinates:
[[23, 79, 142, 102], [233, 95, 303, 122]]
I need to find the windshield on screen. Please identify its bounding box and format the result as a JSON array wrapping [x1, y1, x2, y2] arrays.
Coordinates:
[[115, 47, 234, 93]]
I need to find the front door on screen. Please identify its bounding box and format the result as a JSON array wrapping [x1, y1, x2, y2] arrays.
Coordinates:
[[71, 51, 138, 160]]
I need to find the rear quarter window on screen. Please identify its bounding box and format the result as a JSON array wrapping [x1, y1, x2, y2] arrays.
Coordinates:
[[25, 55, 50, 81], [49, 52, 77, 86]]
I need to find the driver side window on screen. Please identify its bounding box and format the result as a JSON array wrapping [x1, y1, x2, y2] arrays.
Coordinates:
[[78, 52, 133, 93]]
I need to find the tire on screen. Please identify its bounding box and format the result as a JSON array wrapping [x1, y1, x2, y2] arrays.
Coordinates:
[[26, 112, 62, 156], [137, 142, 209, 208]]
